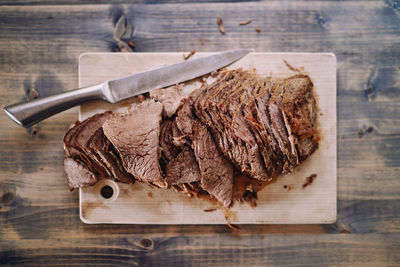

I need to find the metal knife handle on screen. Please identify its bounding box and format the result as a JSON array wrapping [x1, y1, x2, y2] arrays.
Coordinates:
[[3, 84, 105, 128]]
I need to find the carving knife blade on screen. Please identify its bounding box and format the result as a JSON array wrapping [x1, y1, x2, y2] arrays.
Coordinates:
[[4, 49, 251, 127]]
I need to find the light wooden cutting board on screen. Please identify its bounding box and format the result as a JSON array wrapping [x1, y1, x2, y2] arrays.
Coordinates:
[[78, 52, 336, 224]]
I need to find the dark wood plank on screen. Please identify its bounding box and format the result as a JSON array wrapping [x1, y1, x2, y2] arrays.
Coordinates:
[[0, 0, 387, 5], [1, 234, 399, 266], [0, 1, 399, 266]]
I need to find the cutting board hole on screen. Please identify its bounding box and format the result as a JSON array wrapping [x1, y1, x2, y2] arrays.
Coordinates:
[[100, 185, 114, 199], [97, 179, 119, 201]]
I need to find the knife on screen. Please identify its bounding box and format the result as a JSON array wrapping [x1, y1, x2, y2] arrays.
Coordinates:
[[4, 49, 250, 128]]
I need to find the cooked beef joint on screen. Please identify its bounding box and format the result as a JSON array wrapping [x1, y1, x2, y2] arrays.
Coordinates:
[[193, 71, 317, 180], [102, 100, 166, 187], [63, 68, 319, 208]]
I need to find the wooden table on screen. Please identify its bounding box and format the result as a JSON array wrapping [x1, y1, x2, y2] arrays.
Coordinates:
[[0, 1, 399, 266]]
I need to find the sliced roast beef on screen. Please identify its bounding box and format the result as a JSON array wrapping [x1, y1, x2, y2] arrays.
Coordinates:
[[175, 88, 203, 136], [192, 122, 234, 207], [210, 74, 269, 180], [102, 100, 166, 187], [159, 119, 182, 164], [230, 82, 271, 180], [87, 128, 134, 183], [165, 146, 201, 185], [271, 75, 318, 161], [194, 70, 243, 153], [64, 111, 113, 176], [150, 84, 184, 118], [243, 79, 286, 177], [63, 68, 319, 208], [64, 158, 98, 191], [193, 71, 272, 180]]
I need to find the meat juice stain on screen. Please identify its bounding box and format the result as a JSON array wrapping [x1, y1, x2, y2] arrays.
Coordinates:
[[203, 208, 217, 212], [223, 208, 238, 222], [81, 201, 110, 219], [147, 192, 153, 198], [303, 174, 317, 188], [81, 201, 96, 218], [232, 173, 275, 207]]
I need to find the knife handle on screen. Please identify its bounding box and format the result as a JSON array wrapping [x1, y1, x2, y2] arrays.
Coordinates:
[[3, 84, 106, 128]]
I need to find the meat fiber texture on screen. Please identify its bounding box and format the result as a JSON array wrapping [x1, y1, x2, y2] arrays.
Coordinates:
[[63, 69, 319, 208], [102, 100, 166, 188]]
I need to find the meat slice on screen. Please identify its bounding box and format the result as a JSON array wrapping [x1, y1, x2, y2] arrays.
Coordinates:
[[212, 74, 268, 180], [272, 75, 318, 161], [193, 70, 271, 180], [194, 70, 242, 152], [102, 100, 166, 187], [175, 88, 203, 136], [63, 111, 113, 176], [200, 71, 249, 158], [243, 79, 286, 176], [87, 128, 134, 183], [159, 119, 182, 164], [171, 119, 186, 148], [231, 91, 271, 179], [268, 102, 298, 170], [192, 123, 234, 207], [64, 158, 98, 191], [165, 146, 201, 185], [150, 84, 184, 118]]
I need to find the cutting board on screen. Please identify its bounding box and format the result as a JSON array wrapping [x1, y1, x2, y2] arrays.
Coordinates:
[[78, 52, 336, 224]]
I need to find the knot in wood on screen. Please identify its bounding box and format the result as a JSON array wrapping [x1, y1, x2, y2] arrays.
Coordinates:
[[140, 238, 153, 248]]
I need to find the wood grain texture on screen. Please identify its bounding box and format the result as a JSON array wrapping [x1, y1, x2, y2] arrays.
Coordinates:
[[0, 0, 385, 5], [1, 234, 400, 266], [0, 1, 399, 266]]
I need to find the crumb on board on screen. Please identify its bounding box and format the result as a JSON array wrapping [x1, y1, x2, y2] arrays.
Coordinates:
[[184, 50, 198, 60], [217, 15, 226, 34], [203, 208, 217, 212], [117, 40, 132, 52], [283, 59, 305, 73], [255, 28, 261, 33], [303, 174, 317, 188], [239, 20, 252, 26], [225, 216, 240, 231], [128, 41, 135, 49]]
